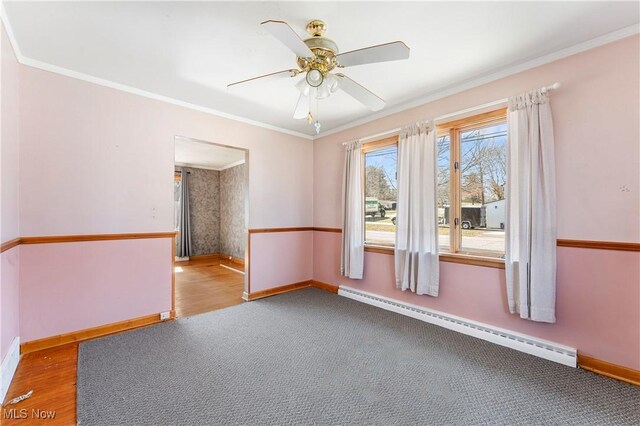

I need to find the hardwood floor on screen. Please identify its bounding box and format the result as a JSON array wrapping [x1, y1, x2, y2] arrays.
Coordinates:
[[174, 257, 245, 318], [1, 344, 78, 425]]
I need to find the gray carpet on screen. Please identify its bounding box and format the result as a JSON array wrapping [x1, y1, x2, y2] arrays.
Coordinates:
[[78, 288, 640, 425]]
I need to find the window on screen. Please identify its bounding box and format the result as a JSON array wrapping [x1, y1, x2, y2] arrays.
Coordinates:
[[363, 138, 397, 246], [438, 109, 507, 258], [436, 134, 451, 252], [361, 108, 507, 261]]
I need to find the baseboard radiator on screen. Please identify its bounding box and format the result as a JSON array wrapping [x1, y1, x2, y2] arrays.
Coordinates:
[[338, 286, 577, 368]]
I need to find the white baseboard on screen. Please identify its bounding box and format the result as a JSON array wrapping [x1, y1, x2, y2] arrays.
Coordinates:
[[339, 286, 577, 367], [0, 336, 21, 403]]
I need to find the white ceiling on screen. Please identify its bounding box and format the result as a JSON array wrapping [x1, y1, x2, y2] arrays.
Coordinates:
[[175, 137, 245, 170], [3, 2, 639, 137]]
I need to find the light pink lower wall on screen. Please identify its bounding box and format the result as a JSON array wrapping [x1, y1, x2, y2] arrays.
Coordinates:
[[250, 231, 313, 293], [313, 231, 640, 370], [1, 246, 20, 361], [19, 238, 172, 343]]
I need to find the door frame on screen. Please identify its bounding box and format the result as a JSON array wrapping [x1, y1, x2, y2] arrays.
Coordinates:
[[172, 135, 250, 302]]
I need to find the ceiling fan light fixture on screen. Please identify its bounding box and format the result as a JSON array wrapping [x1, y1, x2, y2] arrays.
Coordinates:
[[316, 73, 338, 100], [305, 69, 324, 87], [230, 18, 410, 132]]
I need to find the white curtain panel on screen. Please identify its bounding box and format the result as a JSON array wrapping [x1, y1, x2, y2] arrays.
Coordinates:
[[341, 140, 364, 279], [395, 122, 439, 296], [505, 89, 557, 323]]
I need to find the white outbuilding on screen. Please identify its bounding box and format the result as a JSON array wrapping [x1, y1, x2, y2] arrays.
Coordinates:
[[483, 199, 505, 230]]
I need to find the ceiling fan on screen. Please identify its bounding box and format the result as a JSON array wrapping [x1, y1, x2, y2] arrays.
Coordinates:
[[228, 19, 410, 133]]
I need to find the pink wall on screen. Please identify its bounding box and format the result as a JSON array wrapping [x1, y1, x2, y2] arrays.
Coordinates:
[[18, 67, 313, 235], [314, 232, 640, 369], [314, 36, 640, 243], [313, 36, 640, 370], [250, 231, 313, 292], [10, 36, 315, 343], [1, 23, 20, 243], [19, 238, 172, 342], [1, 23, 21, 363], [1, 247, 19, 361], [3, 19, 638, 372]]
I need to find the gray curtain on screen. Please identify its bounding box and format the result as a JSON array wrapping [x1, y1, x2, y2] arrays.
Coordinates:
[[177, 170, 192, 257]]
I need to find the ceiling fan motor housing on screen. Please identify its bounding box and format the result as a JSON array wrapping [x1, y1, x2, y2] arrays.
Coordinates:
[[297, 20, 339, 75]]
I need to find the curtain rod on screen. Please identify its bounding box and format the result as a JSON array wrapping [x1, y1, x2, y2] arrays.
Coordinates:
[[345, 82, 561, 145]]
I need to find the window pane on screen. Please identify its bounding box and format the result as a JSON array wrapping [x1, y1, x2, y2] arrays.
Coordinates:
[[459, 122, 507, 257], [437, 135, 451, 252], [364, 145, 397, 246]]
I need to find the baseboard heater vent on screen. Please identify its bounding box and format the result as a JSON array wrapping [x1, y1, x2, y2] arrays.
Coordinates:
[[338, 286, 577, 367]]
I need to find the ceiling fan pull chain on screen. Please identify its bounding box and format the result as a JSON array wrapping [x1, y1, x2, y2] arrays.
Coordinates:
[[314, 95, 321, 134]]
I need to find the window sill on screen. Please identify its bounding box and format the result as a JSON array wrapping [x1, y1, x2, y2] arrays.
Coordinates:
[[439, 253, 505, 269], [364, 245, 505, 269], [364, 244, 394, 255]]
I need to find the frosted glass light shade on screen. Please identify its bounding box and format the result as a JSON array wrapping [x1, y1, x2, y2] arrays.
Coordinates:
[[306, 69, 324, 87]]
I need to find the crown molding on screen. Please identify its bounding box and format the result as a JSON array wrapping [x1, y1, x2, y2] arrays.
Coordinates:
[[315, 23, 640, 140], [2, 4, 637, 142], [0, 4, 314, 141]]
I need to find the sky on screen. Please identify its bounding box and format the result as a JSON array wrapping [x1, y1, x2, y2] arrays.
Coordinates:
[[366, 122, 508, 203], [365, 145, 397, 189]]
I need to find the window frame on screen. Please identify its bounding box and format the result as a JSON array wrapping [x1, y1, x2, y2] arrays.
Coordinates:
[[437, 108, 507, 259], [362, 136, 398, 247], [361, 108, 507, 269]]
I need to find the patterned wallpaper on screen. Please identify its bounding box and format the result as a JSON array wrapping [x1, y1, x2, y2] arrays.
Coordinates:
[[180, 166, 220, 256], [220, 164, 246, 259], [175, 164, 245, 259]]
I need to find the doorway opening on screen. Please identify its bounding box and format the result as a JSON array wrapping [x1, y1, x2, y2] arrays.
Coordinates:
[[173, 136, 249, 318]]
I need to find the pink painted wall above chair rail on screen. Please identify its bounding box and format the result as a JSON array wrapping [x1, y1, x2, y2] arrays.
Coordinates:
[[17, 62, 313, 237], [1, 24, 20, 243], [313, 35, 640, 244], [313, 231, 640, 370]]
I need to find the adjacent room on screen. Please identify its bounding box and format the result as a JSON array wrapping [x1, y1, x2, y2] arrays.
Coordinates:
[[174, 137, 247, 317], [0, 1, 638, 425]]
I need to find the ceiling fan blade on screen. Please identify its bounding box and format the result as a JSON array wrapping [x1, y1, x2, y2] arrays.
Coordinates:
[[335, 73, 385, 111], [336, 41, 410, 67], [261, 20, 314, 58], [227, 69, 298, 89], [293, 93, 309, 119]]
